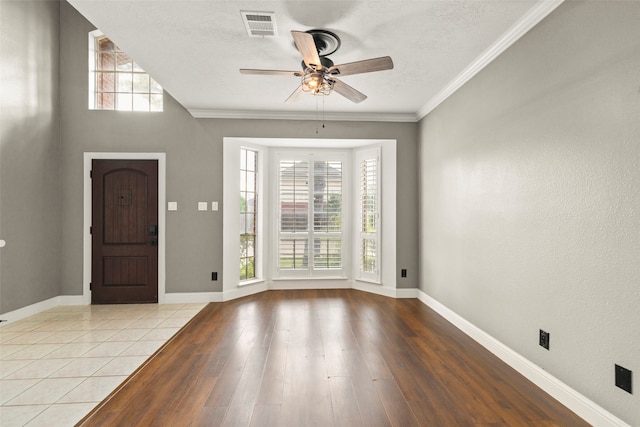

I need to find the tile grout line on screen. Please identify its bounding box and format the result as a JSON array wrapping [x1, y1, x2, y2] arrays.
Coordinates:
[[0, 303, 206, 427]]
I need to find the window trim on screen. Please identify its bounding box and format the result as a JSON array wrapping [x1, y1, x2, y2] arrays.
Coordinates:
[[222, 137, 396, 295]]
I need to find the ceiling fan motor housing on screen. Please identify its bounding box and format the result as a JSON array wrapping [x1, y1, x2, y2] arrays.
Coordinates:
[[298, 29, 340, 71], [301, 56, 334, 71], [307, 29, 341, 56]]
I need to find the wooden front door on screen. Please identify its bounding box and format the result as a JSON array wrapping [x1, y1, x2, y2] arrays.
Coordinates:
[[92, 159, 158, 304]]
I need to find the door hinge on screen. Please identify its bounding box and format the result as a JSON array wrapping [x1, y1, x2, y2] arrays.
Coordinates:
[[90, 170, 93, 178], [90, 226, 93, 235], [89, 282, 92, 290]]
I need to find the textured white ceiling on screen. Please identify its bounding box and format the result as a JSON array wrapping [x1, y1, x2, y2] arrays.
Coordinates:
[[67, 0, 561, 121]]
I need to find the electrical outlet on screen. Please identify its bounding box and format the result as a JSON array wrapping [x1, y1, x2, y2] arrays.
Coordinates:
[[211, 272, 218, 281], [539, 329, 550, 350], [615, 364, 632, 394], [401, 269, 407, 278]]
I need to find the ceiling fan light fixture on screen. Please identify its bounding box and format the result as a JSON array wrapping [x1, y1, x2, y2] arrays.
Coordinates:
[[301, 71, 333, 95]]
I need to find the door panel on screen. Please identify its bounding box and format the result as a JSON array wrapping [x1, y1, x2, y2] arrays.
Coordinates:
[[92, 159, 158, 304]]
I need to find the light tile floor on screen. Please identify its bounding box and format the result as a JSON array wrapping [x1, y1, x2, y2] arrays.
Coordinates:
[[0, 303, 206, 427]]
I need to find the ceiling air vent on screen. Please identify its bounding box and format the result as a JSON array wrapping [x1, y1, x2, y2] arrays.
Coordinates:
[[241, 11, 277, 38]]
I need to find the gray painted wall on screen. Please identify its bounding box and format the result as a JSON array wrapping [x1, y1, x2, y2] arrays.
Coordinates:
[[59, 2, 419, 296], [0, 1, 61, 313], [2, 0, 637, 423], [418, 1, 640, 424]]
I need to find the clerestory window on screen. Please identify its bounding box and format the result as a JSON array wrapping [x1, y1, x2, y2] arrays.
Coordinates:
[[89, 31, 163, 111]]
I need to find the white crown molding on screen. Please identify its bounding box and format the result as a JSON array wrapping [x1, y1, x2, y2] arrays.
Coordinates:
[[417, 290, 629, 427], [416, 0, 565, 120], [188, 108, 418, 123], [189, 1, 563, 124]]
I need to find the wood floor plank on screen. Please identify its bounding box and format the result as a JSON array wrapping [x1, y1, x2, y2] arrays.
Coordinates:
[[341, 349, 394, 427], [164, 376, 218, 426], [255, 330, 288, 405], [221, 347, 270, 426], [281, 352, 333, 426], [374, 378, 421, 427], [77, 290, 590, 427], [249, 404, 282, 427], [328, 376, 363, 427]]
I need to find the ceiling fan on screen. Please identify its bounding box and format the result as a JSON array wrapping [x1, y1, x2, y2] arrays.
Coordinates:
[[240, 29, 393, 104]]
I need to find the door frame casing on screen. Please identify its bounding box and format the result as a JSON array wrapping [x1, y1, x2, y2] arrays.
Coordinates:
[[83, 152, 166, 304]]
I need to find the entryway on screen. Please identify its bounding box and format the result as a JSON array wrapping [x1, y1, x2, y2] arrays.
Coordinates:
[[83, 153, 166, 305]]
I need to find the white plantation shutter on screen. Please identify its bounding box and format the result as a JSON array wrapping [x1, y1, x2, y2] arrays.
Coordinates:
[[357, 148, 380, 281], [279, 161, 309, 270], [277, 156, 344, 276], [313, 161, 342, 270], [279, 161, 309, 234]]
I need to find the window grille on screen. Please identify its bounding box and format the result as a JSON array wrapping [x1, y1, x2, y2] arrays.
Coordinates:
[[240, 148, 258, 280], [90, 34, 163, 111]]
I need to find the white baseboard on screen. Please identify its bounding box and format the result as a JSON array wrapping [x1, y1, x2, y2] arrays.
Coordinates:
[[59, 295, 84, 306], [352, 281, 396, 298], [163, 292, 222, 304], [353, 281, 418, 299], [0, 296, 81, 324], [417, 290, 629, 427], [395, 287, 419, 298], [223, 282, 269, 301], [269, 279, 352, 291]]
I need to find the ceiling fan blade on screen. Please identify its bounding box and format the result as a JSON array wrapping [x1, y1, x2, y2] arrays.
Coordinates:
[[332, 78, 367, 103], [328, 56, 394, 77], [285, 85, 305, 103], [240, 69, 304, 77], [291, 30, 322, 69]]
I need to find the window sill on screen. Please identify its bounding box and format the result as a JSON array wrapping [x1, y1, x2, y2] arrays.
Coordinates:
[[239, 279, 265, 287], [272, 277, 348, 281]]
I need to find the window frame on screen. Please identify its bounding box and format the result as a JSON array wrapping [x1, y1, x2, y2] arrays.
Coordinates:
[[88, 30, 163, 112], [240, 148, 259, 282]]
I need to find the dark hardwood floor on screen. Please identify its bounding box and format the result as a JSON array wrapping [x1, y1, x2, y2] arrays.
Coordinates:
[[77, 289, 589, 426]]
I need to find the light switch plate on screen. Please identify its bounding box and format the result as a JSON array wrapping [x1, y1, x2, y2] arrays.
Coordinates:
[[212, 201, 219, 211], [167, 202, 178, 211], [198, 202, 208, 211]]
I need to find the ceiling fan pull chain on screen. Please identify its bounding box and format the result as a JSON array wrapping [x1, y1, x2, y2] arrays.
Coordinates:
[[322, 95, 326, 129]]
